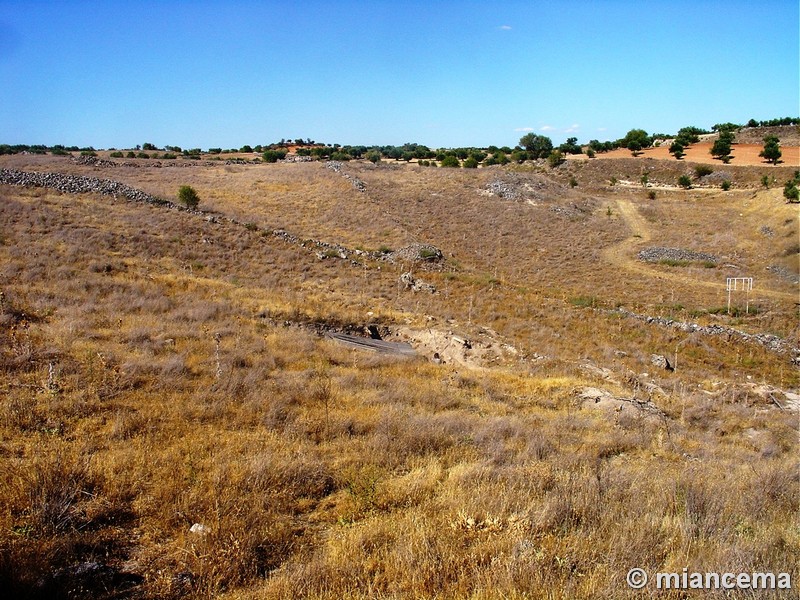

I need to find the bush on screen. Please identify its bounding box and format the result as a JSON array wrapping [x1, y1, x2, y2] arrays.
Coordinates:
[[109, 152, 124, 158], [462, 156, 479, 169], [678, 175, 692, 189], [126, 151, 136, 159], [177, 185, 200, 209], [694, 164, 713, 178], [547, 150, 565, 168], [721, 180, 731, 191]]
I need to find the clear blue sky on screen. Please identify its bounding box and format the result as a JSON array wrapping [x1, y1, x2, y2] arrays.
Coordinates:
[[0, 1, 797, 150]]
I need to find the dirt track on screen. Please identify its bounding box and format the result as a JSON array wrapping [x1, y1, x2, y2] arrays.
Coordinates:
[[605, 195, 797, 302]]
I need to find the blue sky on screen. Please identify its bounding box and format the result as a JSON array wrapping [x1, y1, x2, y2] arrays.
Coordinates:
[[0, 1, 797, 149]]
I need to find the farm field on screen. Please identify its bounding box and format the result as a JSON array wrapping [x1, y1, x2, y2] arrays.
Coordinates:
[[1, 147, 798, 599]]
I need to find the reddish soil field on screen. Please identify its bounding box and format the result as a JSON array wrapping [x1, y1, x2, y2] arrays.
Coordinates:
[[574, 142, 799, 166]]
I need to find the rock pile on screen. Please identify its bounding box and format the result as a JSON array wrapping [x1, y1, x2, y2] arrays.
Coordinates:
[[637, 247, 718, 264], [387, 244, 443, 263], [0, 169, 170, 206], [485, 179, 520, 200]]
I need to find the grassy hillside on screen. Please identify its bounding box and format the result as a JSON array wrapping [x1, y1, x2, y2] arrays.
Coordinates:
[[0, 151, 798, 599]]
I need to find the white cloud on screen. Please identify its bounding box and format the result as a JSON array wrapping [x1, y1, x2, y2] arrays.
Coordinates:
[[514, 127, 535, 132], [597, 127, 607, 132], [564, 124, 580, 133], [498, 25, 512, 30], [540, 125, 555, 131]]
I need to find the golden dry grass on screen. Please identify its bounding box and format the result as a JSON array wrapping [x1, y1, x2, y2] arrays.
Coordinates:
[[0, 154, 797, 599]]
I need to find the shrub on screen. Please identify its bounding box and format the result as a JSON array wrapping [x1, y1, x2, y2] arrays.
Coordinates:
[[547, 150, 565, 168], [136, 152, 150, 159], [80, 150, 97, 157], [177, 185, 200, 209], [694, 164, 713, 178], [462, 156, 479, 169], [678, 175, 692, 189], [721, 180, 731, 191], [109, 152, 124, 158], [126, 151, 136, 159], [569, 177, 578, 188], [647, 190, 656, 200]]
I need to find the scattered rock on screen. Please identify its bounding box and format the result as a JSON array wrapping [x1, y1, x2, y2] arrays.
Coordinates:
[[400, 272, 436, 293], [650, 354, 674, 371], [190, 523, 209, 535]]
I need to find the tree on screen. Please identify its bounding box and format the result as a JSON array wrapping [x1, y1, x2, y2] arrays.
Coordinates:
[[178, 185, 200, 209], [440, 155, 460, 168], [519, 133, 553, 159], [262, 149, 287, 163], [142, 142, 157, 151], [759, 135, 782, 165], [710, 138, 732, 163], [463, 156, 479, 168], [669, 141, 685, 159], [619, 129, 651, 154], [240, 145, 253, 153], [559, 137, 582, 154], [784, 171, 800, 202]]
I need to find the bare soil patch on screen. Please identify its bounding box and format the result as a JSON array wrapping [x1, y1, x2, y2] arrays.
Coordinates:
[[578, 142, 799, 166]]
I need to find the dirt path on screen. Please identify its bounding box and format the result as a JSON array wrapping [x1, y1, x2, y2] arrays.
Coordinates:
[[605, 197, 797, 302]]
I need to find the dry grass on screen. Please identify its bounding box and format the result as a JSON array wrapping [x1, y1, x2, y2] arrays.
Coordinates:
[[0, 154, 797, 598]]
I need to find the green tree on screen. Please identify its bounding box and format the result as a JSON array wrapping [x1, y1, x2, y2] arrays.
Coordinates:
[[784, 171, 800, 202], [710, 138, 732, 163], [463, 156, 479, 168], [759, 135, 782, 165], [620, 129, 651, 154], [627, 140, 643, 156], [240, 145, 253, 153], [178, 185, 200, 209], [262, 149, 287, 163], [559, 137, 582, 154], [519, 133, 553, 159], [669, 141, 685, 159], [440, 155, 461, 168]]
